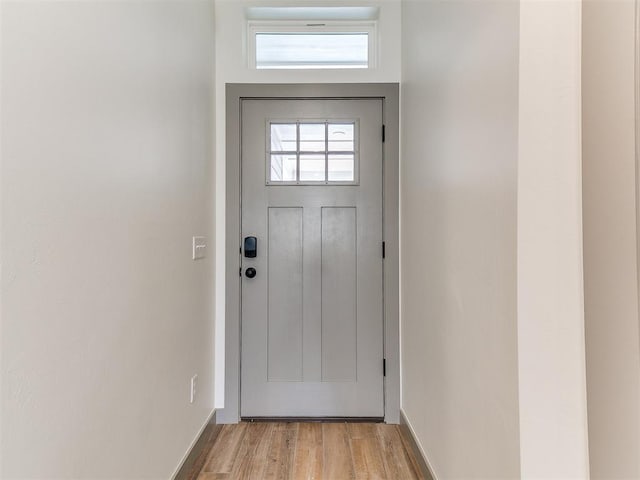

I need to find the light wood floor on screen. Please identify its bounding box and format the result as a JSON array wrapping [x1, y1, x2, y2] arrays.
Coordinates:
[[195, 422, 425, 480]]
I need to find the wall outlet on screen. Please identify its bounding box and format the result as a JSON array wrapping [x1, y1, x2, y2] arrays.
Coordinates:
[[190, 374, 198, 404], [192, 236, 206, 260]]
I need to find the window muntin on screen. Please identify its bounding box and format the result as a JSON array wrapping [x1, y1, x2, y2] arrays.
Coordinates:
[[268, 121, 358, 185], [248, 21, 377, 70]]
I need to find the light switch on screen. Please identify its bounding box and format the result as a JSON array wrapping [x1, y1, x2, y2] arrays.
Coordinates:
[[192, 236, 206, 260]]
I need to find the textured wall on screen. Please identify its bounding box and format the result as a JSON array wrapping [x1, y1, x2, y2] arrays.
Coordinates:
[[400, 2, 521, 478], [583, 1, 640, 478], [517, 1, 590, 477], [1, 2, 216, 477]]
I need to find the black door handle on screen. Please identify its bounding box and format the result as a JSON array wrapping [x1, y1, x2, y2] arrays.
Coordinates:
[[245, 267, 257, 279]]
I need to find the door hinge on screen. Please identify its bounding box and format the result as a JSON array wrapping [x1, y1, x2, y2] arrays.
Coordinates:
[[382, 125, 386, 143], [383, 358, 387, 377], [382, 241, 386, 259], [239, 267, 242, 277]]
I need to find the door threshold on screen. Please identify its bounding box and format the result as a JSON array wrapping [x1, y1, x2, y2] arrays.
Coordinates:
[[241, 416, 384, 423]]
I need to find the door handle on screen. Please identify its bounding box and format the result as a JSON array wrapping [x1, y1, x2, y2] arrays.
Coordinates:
[[245, 267, 257, 279]]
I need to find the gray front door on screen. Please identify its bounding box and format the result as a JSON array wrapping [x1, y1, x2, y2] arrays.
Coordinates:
[[240, 98, 383, 418]]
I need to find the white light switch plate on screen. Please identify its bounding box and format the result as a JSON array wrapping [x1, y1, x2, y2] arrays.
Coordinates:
[[192, 236, 206, 260], [190, 374, 198, 404]]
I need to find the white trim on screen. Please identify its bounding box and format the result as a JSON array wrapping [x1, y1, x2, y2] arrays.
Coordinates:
[[246, 7, 380, 22], [220, 83, 400, 425], [170, 408, 216, 480], [635, 0, 640, 356], [247, 20, 378, 70], [400, 409, 440, 480]]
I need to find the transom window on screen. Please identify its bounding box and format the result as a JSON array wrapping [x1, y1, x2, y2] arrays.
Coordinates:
[[248, 21, 377, 70], [268, 121, 358, 185]]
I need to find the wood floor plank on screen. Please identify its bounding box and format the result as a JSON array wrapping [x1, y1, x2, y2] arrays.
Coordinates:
[[264, 422, 298, 480], [323, 423, 356, 480], [347, 422, 381, 440], [230, 422, 273, 479], [196, 422, 423, 480], [376, 425, 421, 480], [292, 423, 323, 480], [197, 473, 230, 480], [348, 424, 387, 479], [203, 423, 248, 474]]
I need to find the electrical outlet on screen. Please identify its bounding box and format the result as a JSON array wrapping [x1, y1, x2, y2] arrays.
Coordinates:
[[190, 374, 198, 404]]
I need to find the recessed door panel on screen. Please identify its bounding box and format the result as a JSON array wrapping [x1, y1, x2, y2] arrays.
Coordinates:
[[267, 207, 303, 382], [321, 207, 357, 383]]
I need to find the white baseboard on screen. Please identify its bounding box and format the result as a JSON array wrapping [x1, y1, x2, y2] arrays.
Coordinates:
[[171, 408, 216, 480], [400, 408, 439, 480]]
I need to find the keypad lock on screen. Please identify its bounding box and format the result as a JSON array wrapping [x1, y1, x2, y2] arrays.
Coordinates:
[[244, 236, 257, 258]]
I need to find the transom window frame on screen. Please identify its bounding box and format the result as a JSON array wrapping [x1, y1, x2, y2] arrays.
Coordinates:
[[265, 118, 361, 186], [247, 20, 378, 70]]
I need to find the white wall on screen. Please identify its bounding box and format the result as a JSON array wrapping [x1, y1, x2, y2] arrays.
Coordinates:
[[517, 1, 590, 477], [0, 1, 216, 478], [582, 1, 640, 478], [400, 2, 521, 478], [402, 1, 591, 478], [213, 0, 402, 412]]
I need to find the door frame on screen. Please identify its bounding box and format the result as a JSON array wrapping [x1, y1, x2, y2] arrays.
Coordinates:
[[219, 83, 400, 424]]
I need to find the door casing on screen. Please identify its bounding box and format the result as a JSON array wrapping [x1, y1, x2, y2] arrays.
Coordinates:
[[219, 83, 400, 424]]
